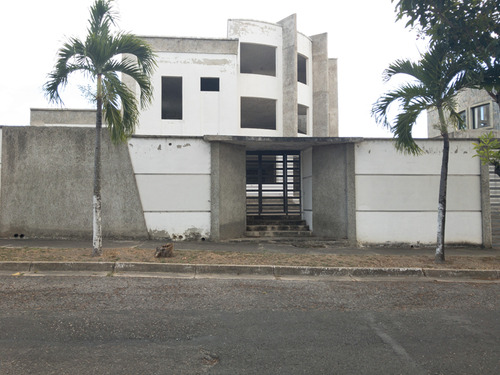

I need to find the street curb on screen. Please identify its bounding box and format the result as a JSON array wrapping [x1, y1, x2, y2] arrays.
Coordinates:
[[0, 262, 499, 279]]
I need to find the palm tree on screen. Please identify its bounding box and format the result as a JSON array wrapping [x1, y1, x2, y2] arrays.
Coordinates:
[[372, 44, 469, 263], [44, 0, 156, 256]]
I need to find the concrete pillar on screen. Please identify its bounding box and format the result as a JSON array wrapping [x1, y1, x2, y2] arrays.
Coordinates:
[[480, 162, 493, 248], [312, 143, 356, 242], [328, 58, 339, 137], [311, 33, 329, 137], [210, 142, 247, 240], [278, 14, 298, 137]]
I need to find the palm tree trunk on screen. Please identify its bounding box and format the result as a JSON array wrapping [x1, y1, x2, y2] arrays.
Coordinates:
[[435, 131, 449, 263], [92, 75, 103, 257]]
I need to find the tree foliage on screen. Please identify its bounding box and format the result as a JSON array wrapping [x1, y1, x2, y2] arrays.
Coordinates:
[[44, 0, 156, 142], [372, 44, 468, 153], [393, 0, 500, 104], [473, 132, 500, 175]]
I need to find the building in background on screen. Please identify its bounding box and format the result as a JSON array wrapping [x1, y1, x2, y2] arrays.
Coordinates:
[[427, 88, 500, 138]]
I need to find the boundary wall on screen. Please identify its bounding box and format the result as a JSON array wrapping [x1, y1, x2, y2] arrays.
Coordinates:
[[0, 127, 488, 246], [354, 139, 484, 245]]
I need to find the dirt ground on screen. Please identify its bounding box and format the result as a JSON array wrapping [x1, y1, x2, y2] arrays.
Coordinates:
[[1, 247, 500, 270]]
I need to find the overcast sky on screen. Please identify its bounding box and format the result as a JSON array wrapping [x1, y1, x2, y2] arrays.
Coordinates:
[[0, 0, 428, 137]]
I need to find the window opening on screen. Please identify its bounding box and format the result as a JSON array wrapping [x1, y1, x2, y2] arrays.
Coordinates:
[[161, 77, 182, 120], [297, 54, 307, 84], [240, 43, 276, 76], [298, 104, 308, 134], [472, 104, 490, 129], [458, 110, 466, 128], [201, 77, 220, 91], [241, 97, 276, 130]]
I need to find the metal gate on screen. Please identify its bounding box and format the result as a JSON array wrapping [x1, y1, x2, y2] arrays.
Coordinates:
[[246, 151, 301, 216]]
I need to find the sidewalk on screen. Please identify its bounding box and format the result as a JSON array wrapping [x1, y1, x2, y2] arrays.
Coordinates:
[[1, 238, 499, 280]]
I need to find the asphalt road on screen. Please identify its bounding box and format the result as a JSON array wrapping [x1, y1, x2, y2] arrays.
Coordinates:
[[0, 275, 499, 374]]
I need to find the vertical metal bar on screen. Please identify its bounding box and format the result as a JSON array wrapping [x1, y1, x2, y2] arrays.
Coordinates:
[[258, 153, 263, 215], [283, 152, 288, 215]]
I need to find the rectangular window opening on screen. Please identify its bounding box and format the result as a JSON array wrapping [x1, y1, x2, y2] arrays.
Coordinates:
[[201, 77, 220, 91], [241, 97, 276, 130], [458, 110, 466, 129], [472, 103, 490, 129], [298, 54, 307, 84], [298, 104, 308, 134], [161, 76, 182, 120], [240, 43, 276, 77]]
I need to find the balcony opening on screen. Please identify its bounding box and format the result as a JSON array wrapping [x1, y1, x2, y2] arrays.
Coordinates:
[[241, 97, 276, 130], [240, 43, 276, 77]]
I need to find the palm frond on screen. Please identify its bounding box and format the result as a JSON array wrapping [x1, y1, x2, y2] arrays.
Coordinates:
[[44, 0, 156, 142], [372, 41, 472, 153], [102, 72, 138, 142]]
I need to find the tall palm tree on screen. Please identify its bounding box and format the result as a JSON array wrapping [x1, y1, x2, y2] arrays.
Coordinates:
[[372, 44, 469, 263], [44, 0, 156, 256]]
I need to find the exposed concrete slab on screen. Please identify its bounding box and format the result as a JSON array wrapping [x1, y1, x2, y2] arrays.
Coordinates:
[[204, 135, 363, 151], [140, 37, 239, 55]]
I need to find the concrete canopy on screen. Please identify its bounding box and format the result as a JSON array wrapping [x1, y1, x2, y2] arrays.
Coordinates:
[[203, 135, 363, 151]]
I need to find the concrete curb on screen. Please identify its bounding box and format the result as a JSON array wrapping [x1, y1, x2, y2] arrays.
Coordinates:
[[0, 262, 499, 280]]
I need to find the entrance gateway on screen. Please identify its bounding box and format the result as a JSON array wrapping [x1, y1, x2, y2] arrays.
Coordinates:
[[246, 151, 301, 217]]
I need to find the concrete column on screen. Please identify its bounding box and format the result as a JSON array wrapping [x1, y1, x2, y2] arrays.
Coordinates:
[[210, 142, 247, 240], [480, 163, 493, 248], [328, 58, 339, 137], [311, 33, 329, 137], [312, 143, 356, 242], [278, 14, 298, 137]]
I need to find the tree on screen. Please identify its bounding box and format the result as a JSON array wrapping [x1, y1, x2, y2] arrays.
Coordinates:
[[44, 0, 156, 256], [372, 44, 469, 263], [392, 0, 500, 106], [473, 132, 500, 176]]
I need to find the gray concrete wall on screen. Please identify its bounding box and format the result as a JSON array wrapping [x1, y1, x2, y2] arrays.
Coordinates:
[[210, 142, 247, 240], [312, 143, 356, 240], [278, 15, 298, 137], [30, 108, 96, 126], [0, 126, 148, 239]]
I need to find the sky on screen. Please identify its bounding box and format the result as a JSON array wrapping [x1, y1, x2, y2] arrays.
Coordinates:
[[0, 0, 428, 138]]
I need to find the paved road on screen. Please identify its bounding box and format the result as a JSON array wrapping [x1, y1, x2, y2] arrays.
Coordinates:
[[0, 275, 499, 374]]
